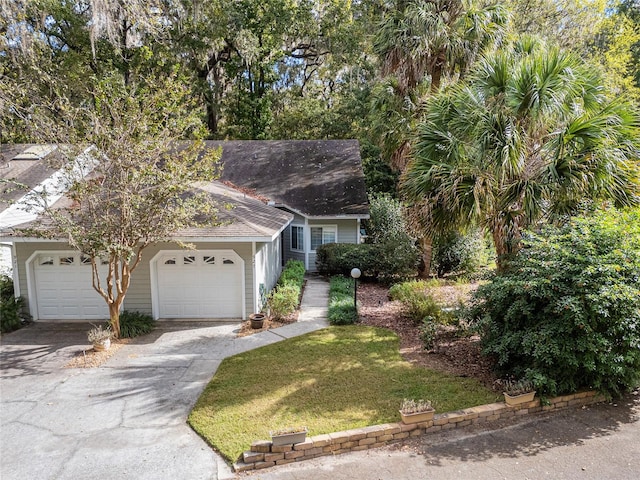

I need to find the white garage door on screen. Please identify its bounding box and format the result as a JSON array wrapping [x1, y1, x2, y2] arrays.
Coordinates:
[[156, 251, 243, 319], [33, 253, 109, 320]]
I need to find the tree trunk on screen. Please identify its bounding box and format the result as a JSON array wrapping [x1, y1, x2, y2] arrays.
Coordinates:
[[109, 302, 122, 339], [419, 236, 433, 278], [492, 219, 523, 272]]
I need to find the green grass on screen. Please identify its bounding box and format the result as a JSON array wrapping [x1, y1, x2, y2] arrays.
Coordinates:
[[188, 325, 500, 462], [328, 276, 358, 325]]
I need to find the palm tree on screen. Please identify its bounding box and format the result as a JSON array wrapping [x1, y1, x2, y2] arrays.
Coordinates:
[[402, 37, 640, 270], [372, 0, 506, 276]]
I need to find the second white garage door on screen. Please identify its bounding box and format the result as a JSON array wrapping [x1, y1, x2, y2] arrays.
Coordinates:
[[155, 250, 244, 319]]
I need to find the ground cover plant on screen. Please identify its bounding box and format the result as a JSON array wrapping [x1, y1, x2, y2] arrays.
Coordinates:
[[327, 276, 358, 325], [188, 326, 500, 462], [471, 209, 640, 398], [118, 311, 155, 338]]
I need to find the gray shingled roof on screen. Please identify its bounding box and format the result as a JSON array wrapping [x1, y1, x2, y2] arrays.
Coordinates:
[[0, 144, 60, 205], [176, 182, 293, 239], [1, 181, 292, 240], [208, 140, 369, 218]]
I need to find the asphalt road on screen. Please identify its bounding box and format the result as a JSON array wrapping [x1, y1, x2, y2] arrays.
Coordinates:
[[243, 390, 640, 480]]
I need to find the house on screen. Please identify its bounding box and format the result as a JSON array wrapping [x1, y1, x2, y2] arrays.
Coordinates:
[[0, 140, 369, 322]]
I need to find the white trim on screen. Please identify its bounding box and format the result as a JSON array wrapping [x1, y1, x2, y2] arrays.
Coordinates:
[[252, 242, 257, 314], [357, 218, 362, 244], [304, 217, 310, 270], [149, 249, 246, 320], [11, 243, 19, 296]]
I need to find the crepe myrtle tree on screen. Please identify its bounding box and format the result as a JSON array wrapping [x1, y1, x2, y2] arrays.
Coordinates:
[[19, 74, 222, 337]]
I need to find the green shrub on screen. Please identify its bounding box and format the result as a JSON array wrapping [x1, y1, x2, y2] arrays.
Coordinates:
[[419, 319, 438, 350], [389, 280, 453, 324], [278, 260, 305, 288], [432, 229, 490, 278], [328, 276, 358, 325], [316, 242, 418, 282], [470, 209, 640, 398], [119, 310, 155, 338], [267, 260, 306, 320], [315, 243, 374, 276], [1, 275, 25, 333], [268, 285, 299, 320]]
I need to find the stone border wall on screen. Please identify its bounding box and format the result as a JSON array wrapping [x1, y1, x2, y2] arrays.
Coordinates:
[[233, 390, 606, 472]]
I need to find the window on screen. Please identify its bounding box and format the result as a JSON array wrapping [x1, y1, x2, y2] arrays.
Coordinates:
[[183, 256, 196, 265], [291, 225, 304, 251], [222, 258, 235, 265], [311, 226, 337, 251], [203, 256, 215, 265], [59, 256, 75, 265], [39, 256, 54, 266]]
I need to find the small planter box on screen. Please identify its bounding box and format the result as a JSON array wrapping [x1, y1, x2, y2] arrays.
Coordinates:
[[399, 409, 435, 424], [503, 391, 536, 407], [270, 429, 307, 446]]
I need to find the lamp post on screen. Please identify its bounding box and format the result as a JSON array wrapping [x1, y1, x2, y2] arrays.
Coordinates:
[[350, 267, 361, 308]]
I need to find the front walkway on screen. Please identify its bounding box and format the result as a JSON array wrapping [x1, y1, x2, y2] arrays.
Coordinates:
[[0, 276, 329, 480]]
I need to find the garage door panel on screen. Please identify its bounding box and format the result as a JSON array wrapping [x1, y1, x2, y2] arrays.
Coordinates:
[[156, 251, 243, 319], [34, 253, 109, 320]]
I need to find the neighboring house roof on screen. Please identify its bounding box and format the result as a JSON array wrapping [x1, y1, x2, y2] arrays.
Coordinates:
[[0, 180, 293, 242], [208, 140, 369, 218], [0, 144, 60, 205]]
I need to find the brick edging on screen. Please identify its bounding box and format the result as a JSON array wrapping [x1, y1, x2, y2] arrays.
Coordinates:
[[233, 390, 606, 472]]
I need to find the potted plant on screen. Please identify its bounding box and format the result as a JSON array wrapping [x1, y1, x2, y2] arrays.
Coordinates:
[[88, 324, 113, 351], [502, 379, 536, 406], [269, 426, 308, 446], [399, 398, 435, 424], [249, 313, 266, 329]]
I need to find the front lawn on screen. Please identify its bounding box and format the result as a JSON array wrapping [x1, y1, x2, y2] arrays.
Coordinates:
[[188, 325, 500, 462]]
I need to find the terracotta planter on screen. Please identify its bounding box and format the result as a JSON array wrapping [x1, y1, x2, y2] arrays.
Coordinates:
[[503, 391, 536, 406], [250, 313, 266, 329], [93, 338, 111, 352], [399, 409, 435, 424], [270, 429, 307, 446]]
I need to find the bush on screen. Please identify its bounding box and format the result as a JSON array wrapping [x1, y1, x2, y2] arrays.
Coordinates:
[[471, 209, 640, 398], [119, 311, 155, 338], [432, 230, 490, 278], [328, 276, 358, 325], [389, 280, 453, 324], [277, 260, 305, 288], [1, 275, 25, 333], [316, 242, 418, 282], [315, 243, 375, 276], [268, 285, 299, 320], [316, 195, 420, 282], [267, 260, 306, 320]]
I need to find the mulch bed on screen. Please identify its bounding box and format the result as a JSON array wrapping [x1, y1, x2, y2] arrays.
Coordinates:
[[64, 338, 132, 368], [357, 282, 499, 392]]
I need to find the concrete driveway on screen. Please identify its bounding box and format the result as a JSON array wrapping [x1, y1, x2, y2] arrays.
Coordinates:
[[1, 277, 330, 480], [1, 321, 241, 479]]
